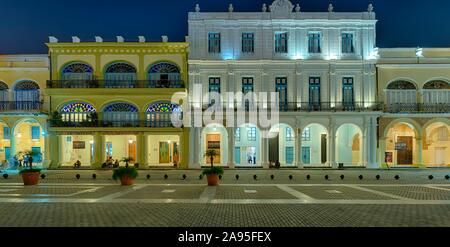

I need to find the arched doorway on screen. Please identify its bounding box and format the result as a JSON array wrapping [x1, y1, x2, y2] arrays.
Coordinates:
[[13, 119, 45, 166], [14, 80, 40, 110], [0, 81, 8, 111], [234, 124, 261, 166], [423, 122, 450, 167], [104, 62, 137, 88], [386, 80, 417, 112], [301, 124, 328, 166], [148, 62, 182, 88], [336, 124, 363, 167], [102, 102, 139, 127], [385, 122, 416, 165], [62, 62, 94, 80], [268, 124, 295, 166], [201, 124, 228, 166]]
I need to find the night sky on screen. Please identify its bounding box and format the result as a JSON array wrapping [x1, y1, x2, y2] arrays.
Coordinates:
[[0, 0, 449, 54]]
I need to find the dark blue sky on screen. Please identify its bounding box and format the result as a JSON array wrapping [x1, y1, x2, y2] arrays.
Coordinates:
[[0, 0, 449, 54]]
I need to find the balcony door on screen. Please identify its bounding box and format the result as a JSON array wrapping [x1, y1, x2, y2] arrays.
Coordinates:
[[275, 77, 287, 111], [309, 77, 321, 111], [342, 77, 355, 110]]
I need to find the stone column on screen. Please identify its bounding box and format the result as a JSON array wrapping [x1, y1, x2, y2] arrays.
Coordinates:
[[261, 137, 269, 168], [193, 127, 202, 167], [415, 137, 423, 166], [362, 119, 369, 167], [43, 134, 50, 167], [379, 138, 387, 167], [93, 133, 103, 165], [227, 127, 235, 168], [295, 128, 303, 168], [367, 117, 379, 169], [48, 134, 59, 168], [328, 121, 337, 168], [136, 132, 145, 167]]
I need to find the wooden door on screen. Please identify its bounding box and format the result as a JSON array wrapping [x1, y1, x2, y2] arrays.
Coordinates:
[[397, 136, 413, 165], [206, 134, 221, 164], [128, 142, 137, 164]]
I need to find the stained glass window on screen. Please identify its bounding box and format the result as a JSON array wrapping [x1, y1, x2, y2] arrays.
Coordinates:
[[149, 62, 180, 73], [14, 80, 39, 91], [104, 103, 138, 112], [62, 63, 93, 73], [105, 63, 137, 73], [387, 81, 416, 90], [61, 102, 96, 113], [0, 81, 8, 90], [423, 81, 450, 89], [0, 81, 8, 102], [146, 102, 181, 113]]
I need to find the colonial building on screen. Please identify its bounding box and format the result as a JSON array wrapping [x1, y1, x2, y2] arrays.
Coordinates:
[[188, 0, 380, 168], [377, 48, 450, 167], [45, 37, 190, 168], [0, 55, 49, 168]]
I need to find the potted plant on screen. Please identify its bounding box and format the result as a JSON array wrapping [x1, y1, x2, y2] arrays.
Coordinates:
[[112, 157, 138, 186], [18, 150, 42, 186], [202, 149, 224, 186]]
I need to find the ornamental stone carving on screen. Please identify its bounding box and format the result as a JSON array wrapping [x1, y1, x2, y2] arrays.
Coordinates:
[[270, 0, 294, 17]]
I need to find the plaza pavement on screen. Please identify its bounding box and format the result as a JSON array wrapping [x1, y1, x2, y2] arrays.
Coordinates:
[[0, 168, 449, 227]]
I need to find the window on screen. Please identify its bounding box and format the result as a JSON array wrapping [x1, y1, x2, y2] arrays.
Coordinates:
[[209, 77, 221, 105], [342, 33, 354, 54], [3, 127, 10, 140], [309, 77, 321, 109], [308, 33, 321, 54], [242, 77, 254, 110], [242, 33, 255, 53], [235, 128, 241, 141], [208, 33, 221, 53], [276, 77, 288, 111], [247, 127, 256, 141], [302, 127, 311, 141], [31, 126, 40, 140], [286, 127, 293, 141], [275, 32, 288, 53], [342, 77, 355, 109]]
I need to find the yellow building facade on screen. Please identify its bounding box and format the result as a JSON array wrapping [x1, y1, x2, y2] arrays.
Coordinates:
[[0, 55, 50, 168], [377, 48, 450, 167], [46, 40, 189, 168]]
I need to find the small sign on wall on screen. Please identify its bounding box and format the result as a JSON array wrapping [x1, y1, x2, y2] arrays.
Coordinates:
[[73, 141, 86, 149], [385, 152, 393, 163], [395, 142, 407, 151]]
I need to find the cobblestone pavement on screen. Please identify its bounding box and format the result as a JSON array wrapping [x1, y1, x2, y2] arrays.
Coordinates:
[[0, 169, 449, 227]]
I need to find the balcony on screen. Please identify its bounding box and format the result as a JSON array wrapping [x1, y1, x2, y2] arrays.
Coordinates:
[[195, 101, 383, 112], [384, 103, 450, 114], [0, 101, 46, 112], [46, 79, 185, 89], [48, 119, 179, 128]]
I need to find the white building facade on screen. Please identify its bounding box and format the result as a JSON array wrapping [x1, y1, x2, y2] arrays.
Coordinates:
[[188, 0, 381, 169]]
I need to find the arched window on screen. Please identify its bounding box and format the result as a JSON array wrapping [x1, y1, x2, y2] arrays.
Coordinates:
[[62, 63, 94, 80], [423, 80, 450, 105], [148, 62, 182, 88], [386, 80, 418, 112], [61, 102, 96, 122], [146, 102, 181, 127], [0, 81, 9, 108], [103, 102, 139, 127], [14, 80, 40, 110], [104, 62, 137, 88]]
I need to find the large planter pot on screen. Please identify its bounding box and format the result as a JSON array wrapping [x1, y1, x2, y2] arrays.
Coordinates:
[[206, 174, 220, 186], [21, 172, 40, 186], [120, 175, 134, 186]]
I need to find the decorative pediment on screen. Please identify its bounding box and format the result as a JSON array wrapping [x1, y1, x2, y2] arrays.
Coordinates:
[[270, 0, 294, 17]]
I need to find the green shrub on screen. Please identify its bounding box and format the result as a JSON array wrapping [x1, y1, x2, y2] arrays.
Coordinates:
[[112, 166, 138, 180], [202, 166, 224, 176]]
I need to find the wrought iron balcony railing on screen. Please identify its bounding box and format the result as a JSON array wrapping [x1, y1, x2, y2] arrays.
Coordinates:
[[384, 103, 450, 113], [0, 101, 46, 112], [46, 80, 185, 89], [48, 119, 180, 128], [193, 101, 383, 112]]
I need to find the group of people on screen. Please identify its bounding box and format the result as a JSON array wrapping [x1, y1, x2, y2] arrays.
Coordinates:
[[102, 157, 120, 169]]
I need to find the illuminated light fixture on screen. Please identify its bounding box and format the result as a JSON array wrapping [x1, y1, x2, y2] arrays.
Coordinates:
[[128, 139, 134, 144], [89, 140, 94, 145], [292, 54, 303, 60], [168, 140, 172, 144], [416, 47, 423, 57], [17, 133, 22, 138], [368, 47, 379, 60], [328, 54, 338, 60]]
